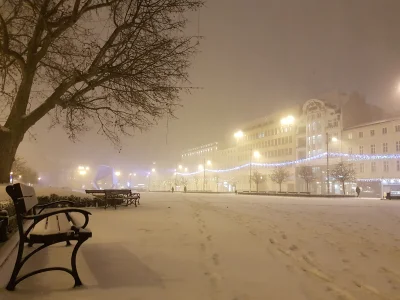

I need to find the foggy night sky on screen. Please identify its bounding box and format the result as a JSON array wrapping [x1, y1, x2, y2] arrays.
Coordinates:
[[17, 0, 400, 173]]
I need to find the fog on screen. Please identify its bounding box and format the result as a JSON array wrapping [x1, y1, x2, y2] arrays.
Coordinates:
[[14, 0, 400, 183]]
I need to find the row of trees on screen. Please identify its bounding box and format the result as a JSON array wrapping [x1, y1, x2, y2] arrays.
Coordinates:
[[250, 162, 357, 194], [11, 157, 39, 184]]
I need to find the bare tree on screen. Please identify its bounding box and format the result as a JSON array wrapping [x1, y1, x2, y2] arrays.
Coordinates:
[[180, 176, 188, 188], [250, 171, 266, 192], [11, 157, 38, 184], [0, 0, 203, 182], [298, 166, 316, 193], [331, 162, 356, 195], [269, 167, 290, 192]]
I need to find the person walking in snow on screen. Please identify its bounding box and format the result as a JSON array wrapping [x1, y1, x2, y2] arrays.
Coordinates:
[[171, 187, 174, 193], [356, 186, 361, 197]]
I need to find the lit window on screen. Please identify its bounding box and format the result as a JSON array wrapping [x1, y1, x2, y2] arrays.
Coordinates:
[[348, 132, 353, 140]]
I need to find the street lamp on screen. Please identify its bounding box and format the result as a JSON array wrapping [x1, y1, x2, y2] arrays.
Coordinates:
[[326, 134, 338, 195], [115, 171, 121, 176], [10, 172, 13, 184], [234, 130, 244, 139], [201, 159, 212, 191]]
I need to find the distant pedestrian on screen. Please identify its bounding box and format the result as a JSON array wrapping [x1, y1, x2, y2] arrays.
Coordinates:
[[356, 186, 361, 197], [171, 187, 174, 193]]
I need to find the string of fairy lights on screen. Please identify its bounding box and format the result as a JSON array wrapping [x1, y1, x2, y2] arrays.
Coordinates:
[[176, 152, 400, 176]]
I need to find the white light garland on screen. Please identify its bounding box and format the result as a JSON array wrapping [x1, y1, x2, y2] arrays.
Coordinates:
[[176, 152, 400, 176]]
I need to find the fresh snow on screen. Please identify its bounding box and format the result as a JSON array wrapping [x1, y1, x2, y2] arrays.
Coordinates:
[[0, 193, 399, 300]]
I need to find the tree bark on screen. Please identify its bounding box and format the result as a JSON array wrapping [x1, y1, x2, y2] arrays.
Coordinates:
[[0, 130, 25, 183], [279, 183, 282, 192], [306, 182, 309, 192], [342, 182, 346, 195]]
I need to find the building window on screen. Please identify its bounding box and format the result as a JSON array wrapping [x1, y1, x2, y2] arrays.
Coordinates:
[[359, 132, 363, 138], [348, 132, 353, 140], [396, 125, 400, 132], [383, 127, 388, 135], [348, 147, 352, 154], [371, 162, 376, 172], [383, 142, 388, 153], [397, 141, 400, 152], [384, 161, 389, 172], [359, 146, 363, 154], [371, 144, 375, 154], [397, 161, 400, 172], [370, 130, 375, 136], [360, 163, 364, 173]]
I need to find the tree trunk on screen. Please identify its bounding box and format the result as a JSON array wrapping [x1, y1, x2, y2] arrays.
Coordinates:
[[0, 130, 25, 184], [279, 183, 282, 192], [342, 182, 346, 195], [306, 182, 309, 192], [256, 182, 259, 192]]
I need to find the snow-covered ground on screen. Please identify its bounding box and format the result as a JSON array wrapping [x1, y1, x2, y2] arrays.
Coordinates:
[[0, 193, 399, 300]]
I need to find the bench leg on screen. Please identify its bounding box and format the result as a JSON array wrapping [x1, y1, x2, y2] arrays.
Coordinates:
[[71, 239, 86, 287], [6, 241, 25, 291], [66, 240, 72, 246]]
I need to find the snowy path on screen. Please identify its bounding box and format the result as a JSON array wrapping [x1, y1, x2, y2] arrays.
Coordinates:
[[0, 193, 400, 300]]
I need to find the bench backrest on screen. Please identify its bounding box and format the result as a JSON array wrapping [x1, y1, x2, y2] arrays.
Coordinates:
[[6, 183, 38, 214]]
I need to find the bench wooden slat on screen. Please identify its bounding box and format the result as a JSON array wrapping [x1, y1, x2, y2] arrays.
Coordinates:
[[30, 218, 47, 237]]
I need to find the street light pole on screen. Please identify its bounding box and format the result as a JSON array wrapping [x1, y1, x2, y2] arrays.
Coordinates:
[[326, 132, 330, 195], [203, 158, 206, 191], [249, 150, 252, 192]]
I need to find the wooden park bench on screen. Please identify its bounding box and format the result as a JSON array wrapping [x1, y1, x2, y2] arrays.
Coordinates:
[[85, 189, 140, 209], [5, 183, 92, 291]]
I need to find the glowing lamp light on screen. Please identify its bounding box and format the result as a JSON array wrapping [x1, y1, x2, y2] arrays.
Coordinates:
[[331, 137, 338, 142], [253, 151, 261, 158], [234, 130, 244, 139], [152, 168, 156, 172], [86, 167, 90, 170], [206, 160, 212, 166], [115, 171, 121, 176], [280, 115, 295, 125], [79, 170, 87, 175], [38, 177, 41, 181], [198, 164, 204, 171], [133, 173, 137, 176], [178, 165, 183, 169]]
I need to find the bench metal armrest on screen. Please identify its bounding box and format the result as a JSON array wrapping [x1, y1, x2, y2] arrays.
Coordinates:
[[36, 201, 75, 214], [22, 209, 91, 239], [24, 208, 91, 222]]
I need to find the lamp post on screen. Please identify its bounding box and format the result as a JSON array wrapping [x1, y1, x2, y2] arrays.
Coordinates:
[[326, 133, 338, 195], [250, 150, 260, 192], [200, 160, 212, 191]]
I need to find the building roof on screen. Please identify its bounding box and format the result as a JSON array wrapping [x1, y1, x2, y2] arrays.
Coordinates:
[[343, 117, 400, 130]]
